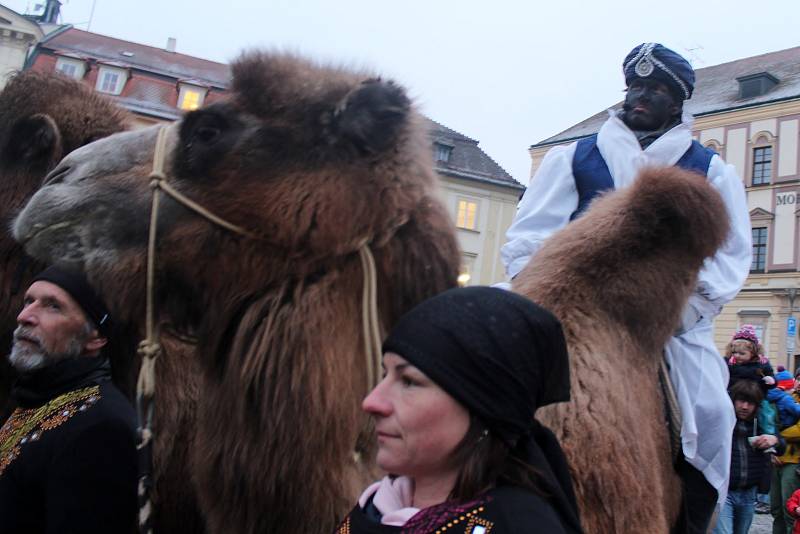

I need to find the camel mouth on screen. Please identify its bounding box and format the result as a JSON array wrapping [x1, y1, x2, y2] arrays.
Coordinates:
[[19, 220, 78, 245], [18, 219, 90, 268]]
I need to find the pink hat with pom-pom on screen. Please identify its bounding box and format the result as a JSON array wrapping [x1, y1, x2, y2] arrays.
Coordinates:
[[732, 324, 760, 345]]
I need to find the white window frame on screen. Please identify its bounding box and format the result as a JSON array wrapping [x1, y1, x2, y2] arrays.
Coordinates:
[[95, 65, 128, 95], [434, 142, 453, 163], [55, 57, 85, 79], [177, 83, 207, 111]]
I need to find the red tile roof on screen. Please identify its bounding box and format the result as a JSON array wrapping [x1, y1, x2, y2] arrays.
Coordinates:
[[40, 27, 230, 87]]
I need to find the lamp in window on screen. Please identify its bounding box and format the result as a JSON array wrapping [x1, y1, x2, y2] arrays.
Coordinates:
[[178, 83, 207, 111], [456, 199, 478, 230]]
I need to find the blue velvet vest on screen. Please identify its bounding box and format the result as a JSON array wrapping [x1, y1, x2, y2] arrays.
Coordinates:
[[570, 134, 716, 220]]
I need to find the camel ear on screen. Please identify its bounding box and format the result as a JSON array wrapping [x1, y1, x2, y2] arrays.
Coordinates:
[[333, 79, 410, 154], [4, 113, 63, 171]]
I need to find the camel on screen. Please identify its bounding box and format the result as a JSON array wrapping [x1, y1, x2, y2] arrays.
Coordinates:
[[12, 52, 727, 532], [0, 71, 206, 533], [14, 51, 461, 533], [513, 166, 730, 532], [0, 70, 130, 412]]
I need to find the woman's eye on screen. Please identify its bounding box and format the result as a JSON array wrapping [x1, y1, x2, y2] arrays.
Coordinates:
[[401, 376, 418, 388]]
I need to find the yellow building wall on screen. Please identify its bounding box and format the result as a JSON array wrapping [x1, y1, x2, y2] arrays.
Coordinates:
[[437, 176, 521, 286]]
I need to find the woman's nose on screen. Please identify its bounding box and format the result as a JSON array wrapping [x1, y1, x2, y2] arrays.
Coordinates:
[[362, 380, 391, 416]]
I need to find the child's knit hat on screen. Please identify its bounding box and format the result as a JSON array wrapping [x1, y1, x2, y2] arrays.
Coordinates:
[[733, 324, 760, 345], [776, 369, 795, 390]]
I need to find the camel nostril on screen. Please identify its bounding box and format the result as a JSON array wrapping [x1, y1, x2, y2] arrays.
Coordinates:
[[42, 164, 72, 186]]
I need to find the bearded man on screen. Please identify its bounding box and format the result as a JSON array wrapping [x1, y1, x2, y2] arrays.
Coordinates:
[[0, 266, 137, 533], [501, 43, 752, 533]]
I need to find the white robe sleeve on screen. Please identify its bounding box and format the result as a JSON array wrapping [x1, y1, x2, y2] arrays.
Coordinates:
[[500, 142, 579, 279], [689, 155, 752, 319]]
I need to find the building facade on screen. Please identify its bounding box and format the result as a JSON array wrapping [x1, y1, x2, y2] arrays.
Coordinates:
[[528, 46, 800, 367], [0, 4, 43, 88], [23, 27, 522, 286], [429, 121, 524, 286]]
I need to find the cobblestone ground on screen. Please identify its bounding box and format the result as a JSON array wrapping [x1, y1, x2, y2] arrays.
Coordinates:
[[748, 511, 772, 534]]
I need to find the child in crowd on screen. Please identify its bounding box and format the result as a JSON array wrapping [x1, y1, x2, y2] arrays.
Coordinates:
[[769, 370, 800, 429], [727, 325, 776, 433], [786, 487, 800, 534]]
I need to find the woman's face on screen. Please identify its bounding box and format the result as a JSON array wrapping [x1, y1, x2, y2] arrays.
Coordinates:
[[732, 341, 755, 364], [362, 352, 470, 479]]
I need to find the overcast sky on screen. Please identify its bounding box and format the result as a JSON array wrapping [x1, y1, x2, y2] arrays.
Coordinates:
[[6, 0, 800, 184]]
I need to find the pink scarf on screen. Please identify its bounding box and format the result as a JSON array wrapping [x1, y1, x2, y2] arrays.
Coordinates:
[[358, 476, 420, 526]]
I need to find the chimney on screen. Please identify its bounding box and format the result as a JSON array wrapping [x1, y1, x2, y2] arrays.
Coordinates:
[[166, 37, 177, 53]]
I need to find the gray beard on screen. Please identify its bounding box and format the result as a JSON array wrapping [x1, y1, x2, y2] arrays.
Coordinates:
[[8, 326, 86, 372]]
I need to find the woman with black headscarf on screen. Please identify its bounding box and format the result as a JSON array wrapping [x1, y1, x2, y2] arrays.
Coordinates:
[[335, 287, 583, 534]]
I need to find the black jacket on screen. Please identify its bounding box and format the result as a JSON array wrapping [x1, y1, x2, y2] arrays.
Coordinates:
[[0, 358, 137, 534], [728, 417, 785, 491], [336, 485, 570, 534]]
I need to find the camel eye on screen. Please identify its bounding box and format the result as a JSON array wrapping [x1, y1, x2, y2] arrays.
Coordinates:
[[196, 126, 220, 144]]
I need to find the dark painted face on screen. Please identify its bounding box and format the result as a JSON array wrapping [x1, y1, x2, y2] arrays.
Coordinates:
[[622, 78, 681, 131]]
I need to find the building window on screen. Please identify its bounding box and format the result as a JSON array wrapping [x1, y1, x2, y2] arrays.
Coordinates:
[[456, 199, 478, 230], [434, 143, 452, 163], [178, 84, 207, 111], [458, 254, 476, 286], [55, 57, 85, 79], [737, 72, 779, 99], [95, 66, 127, 95], [752, 146, 772, 185], [751, 227, 767, 272]]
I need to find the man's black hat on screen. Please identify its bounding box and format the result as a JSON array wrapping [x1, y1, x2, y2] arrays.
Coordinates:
[[32, 266, 112, 337]]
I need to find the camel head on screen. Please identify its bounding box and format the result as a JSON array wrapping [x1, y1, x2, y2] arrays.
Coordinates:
[[0, 70, 129, 197], [14, 51, 434, 325]]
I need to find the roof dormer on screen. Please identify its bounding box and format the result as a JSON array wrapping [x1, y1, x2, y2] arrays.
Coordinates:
[[737, 72, 779, 99]]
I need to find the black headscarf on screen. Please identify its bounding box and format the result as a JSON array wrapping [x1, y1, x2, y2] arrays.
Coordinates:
[[382, 286, 582, 533]]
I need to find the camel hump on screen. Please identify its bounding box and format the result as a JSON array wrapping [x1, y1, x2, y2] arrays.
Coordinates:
[[515, 165, 729, 349], [620, 166, 729, 260]]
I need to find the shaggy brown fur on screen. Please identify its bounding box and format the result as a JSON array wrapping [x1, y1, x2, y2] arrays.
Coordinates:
[[513, 167, 730, 533], [0, 70, 129, 414], [14, 51, 461, 533]]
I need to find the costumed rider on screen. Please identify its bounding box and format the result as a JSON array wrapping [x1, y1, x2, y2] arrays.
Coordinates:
[[500, 43, 752, 533], [0, 266, 137, 534]]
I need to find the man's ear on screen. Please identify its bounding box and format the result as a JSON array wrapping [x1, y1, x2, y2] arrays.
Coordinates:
[[84, 331, 108, 355], [670, 99, 683, 119], [3, 113, 63, 172]]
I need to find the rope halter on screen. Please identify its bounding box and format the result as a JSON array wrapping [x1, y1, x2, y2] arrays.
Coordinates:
[[135, 124, 383, 533]]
